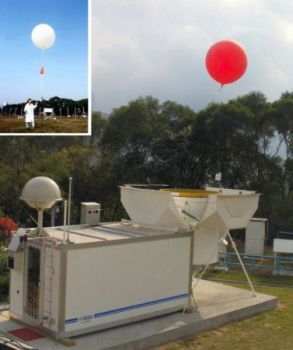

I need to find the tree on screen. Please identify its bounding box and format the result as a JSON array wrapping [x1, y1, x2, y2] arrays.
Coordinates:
[[0, 92, 293, 237], [272, 92, 293, 194]]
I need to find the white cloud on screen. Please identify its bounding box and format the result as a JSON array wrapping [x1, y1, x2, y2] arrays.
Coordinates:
[[277, 19, 293, 43], [265, 58, 289, 86], [92, 0, 293, 112], [219, 0, 265, 9]]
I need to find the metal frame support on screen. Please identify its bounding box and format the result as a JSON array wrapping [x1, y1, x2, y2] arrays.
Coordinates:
[[226, 231, 256, 297], [185, 229, 257, 314]]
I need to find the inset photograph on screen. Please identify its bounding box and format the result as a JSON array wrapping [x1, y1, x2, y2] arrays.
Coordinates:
[[0, 0, 89, 135]]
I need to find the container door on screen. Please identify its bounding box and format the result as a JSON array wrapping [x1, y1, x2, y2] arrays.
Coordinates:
[[25, 246, 41, 320], [9, 252, 25, 319]]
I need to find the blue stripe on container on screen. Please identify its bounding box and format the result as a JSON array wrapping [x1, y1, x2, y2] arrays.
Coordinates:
[[65, 317, 78, 324], [65, 293, 188, 325], [94, 293, 188, 319]]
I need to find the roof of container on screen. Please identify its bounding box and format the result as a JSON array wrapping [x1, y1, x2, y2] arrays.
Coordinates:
[[42, 221, 183, 244]]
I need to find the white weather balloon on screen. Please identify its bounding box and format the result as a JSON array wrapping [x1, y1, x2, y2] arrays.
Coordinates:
[[31, 24, 56, 50]]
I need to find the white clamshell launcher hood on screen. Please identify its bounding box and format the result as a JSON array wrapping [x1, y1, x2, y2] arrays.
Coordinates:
[[120, 186, 260, 265]]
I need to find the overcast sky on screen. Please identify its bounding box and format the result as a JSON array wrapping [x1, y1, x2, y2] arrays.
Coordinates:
[[92, 0, 293, 113]]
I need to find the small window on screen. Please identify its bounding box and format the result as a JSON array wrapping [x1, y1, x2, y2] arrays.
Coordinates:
[[8, 256, 14, 269]]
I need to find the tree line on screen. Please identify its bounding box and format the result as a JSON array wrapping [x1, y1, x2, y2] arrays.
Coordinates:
[[0, 96, 88, 116], [0, 91, 293, 240]]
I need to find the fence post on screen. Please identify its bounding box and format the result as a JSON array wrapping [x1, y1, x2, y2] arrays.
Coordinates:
[[274, 253, 279, 275], [226, 252, 231, 271]]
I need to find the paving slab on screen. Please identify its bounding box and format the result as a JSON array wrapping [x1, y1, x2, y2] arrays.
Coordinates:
[[0, 279, 277, 350]]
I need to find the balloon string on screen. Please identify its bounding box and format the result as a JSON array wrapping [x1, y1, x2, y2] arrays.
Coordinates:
[[40, 50, 45, 100], [39, 75, 43, 102], [42, 50, 45, 74], [219, 84, 224, 92]]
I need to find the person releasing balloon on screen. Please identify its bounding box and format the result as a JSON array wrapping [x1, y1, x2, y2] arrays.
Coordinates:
[[24, 99, 38, 129], [205, 40, 248, 86]]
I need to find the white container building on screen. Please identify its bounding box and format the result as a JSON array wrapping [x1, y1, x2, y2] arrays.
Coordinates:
[[8, 179, 260, 339], [9, 223, 193, 338]]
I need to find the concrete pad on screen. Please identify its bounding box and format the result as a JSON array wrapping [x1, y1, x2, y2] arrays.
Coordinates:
[[0, 279, 277, 350]]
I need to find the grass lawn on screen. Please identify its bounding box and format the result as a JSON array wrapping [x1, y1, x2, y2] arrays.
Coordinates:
[[204, 268, 293, 287], [155, 271, 293, 350], [0, 116, 88, 133]]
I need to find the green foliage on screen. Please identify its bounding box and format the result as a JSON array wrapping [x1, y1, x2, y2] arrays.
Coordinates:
[[1, 96, 88, 116], [0, 92, 292, 235], [0, 250, 8, 301]]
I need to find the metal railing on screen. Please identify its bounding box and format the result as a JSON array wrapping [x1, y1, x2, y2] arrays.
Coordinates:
[[276, 231, 293, 239], [219, 251, 293, 274]]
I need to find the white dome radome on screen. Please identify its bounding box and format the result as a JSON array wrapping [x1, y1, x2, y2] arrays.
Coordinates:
[[21, 176, 62, 210]]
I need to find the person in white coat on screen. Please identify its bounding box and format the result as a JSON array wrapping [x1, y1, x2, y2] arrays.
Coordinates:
[[24, 99, 38, 128]]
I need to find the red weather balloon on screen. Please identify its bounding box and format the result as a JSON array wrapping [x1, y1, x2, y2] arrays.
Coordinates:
[[205, 40, 248, 85]]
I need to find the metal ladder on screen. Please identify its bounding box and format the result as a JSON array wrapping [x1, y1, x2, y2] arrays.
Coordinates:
[[42, 246, 54, 327]]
